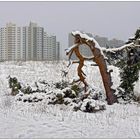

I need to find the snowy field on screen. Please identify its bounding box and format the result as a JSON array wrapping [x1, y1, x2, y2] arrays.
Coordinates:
[[0, 61, 140, 138]]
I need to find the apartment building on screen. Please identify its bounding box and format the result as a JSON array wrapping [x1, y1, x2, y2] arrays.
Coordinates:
[[43, 32, 59, 61], [0, 23, 23, 61], [22, 22, 44, 61], [0, 27, 7, 61], [0, 22, 60, 61], [43, 34, 56, 61], [56, 41, 60, 61]]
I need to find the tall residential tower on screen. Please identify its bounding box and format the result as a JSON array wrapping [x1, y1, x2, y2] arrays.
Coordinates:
[[0, 22, 23, 61], [0, 22, 60, 61]]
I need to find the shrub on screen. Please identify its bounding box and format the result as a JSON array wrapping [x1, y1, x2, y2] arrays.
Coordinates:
[[71, 84, 80, 95], [54, 80, 69, 90], [8, 76, 21, 96], [20, 85, 33, 94], [62, 87, 77, 98], [80, 99, 106, 113]]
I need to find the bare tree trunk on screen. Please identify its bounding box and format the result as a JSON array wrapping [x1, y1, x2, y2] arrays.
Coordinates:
[[94, 50, 117, 105], [66, 32, 117, 105], [76, 35, 117, 104], [68, 46, 88, 92]]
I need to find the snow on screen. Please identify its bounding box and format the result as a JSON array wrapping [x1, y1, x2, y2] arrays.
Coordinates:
[[102, 42, 134, 53], [72, 31, 93, 41], [65, 43, 78, 54], [80, 99, 96, 110], [0, 61, 140, 138], [71, 31, 101, 50], [129, 36, 135, 40], [71, 31, 106, 58]]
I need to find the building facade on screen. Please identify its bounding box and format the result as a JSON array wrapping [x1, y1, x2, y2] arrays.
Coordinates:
[[43, 33, 59, 61], [0, 23, 23, 61], [56, 41, 60, 61], [0, 22, 60, 61], [22, 22, 44, 61], [0, 27, 7, 61]]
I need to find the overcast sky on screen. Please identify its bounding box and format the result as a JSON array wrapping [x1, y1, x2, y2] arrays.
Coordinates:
[[0, 1, 140, 58]]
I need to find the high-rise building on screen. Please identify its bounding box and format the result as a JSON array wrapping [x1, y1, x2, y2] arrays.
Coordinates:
[[0, 27, 7, 61], [0, 22, 23, 61], [56, 42, 60, 61], [0, 22, 60, 61], [43, 33, 58, 61], [43, 31, 47, 60], [22, 26, 29, 61], [6, 23, 17, 61], [46, 35, 56, 61], [22, 22, 44, 61]]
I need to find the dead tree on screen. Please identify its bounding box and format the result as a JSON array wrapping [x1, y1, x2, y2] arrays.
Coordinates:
[[66, 31, 117, 105], [66, 44, 89, 92]]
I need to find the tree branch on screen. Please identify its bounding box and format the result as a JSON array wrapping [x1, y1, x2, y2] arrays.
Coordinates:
[[72, 60, 80, 64], [65, 43, 78, 55], [102, 42, 135, 54], [83, 56, 95, 61]]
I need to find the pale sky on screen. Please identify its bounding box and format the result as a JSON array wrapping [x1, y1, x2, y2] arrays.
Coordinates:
[[0, 1, 140, 58]]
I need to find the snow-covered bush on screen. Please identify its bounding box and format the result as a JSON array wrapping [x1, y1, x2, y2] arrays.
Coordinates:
[[54, 80, 69, 90], [134, 96, 140, 103], [20, 85, 33, 94], [92, 91, 104, 100], [8, 76, 21, 95], [9, 69, 106, 113], [14, 80, 106, 113], [73, 99, 106, 113], [71, 84, 80, 95], [54, 89, 65, 104], [15, 92, 46, 103], [80, 99, 106, 112], [46, 88, 77, 105], [87, 87, 105, 101], [62, 87, 77, 98], [63, 97, 72, 105]]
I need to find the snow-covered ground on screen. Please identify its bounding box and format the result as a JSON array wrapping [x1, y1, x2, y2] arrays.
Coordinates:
[[0, 61, 140, 138]]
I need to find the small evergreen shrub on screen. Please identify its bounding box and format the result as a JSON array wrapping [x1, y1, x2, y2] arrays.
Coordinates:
[[54, 80, 69, 90], [8, 76, 21, 95], [71, 84, 80, 95], [21, 85, 33, 94]]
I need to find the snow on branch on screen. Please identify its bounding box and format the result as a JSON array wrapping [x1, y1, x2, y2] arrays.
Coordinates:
[[65, 43, 78, 55], [72, 31, 102, 50], [72, 31, 93, 41], [102, 42, 140, 54], [83, 56, 95, 61], [71, 31, 107, 59], [71, 30, 140, 55]]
